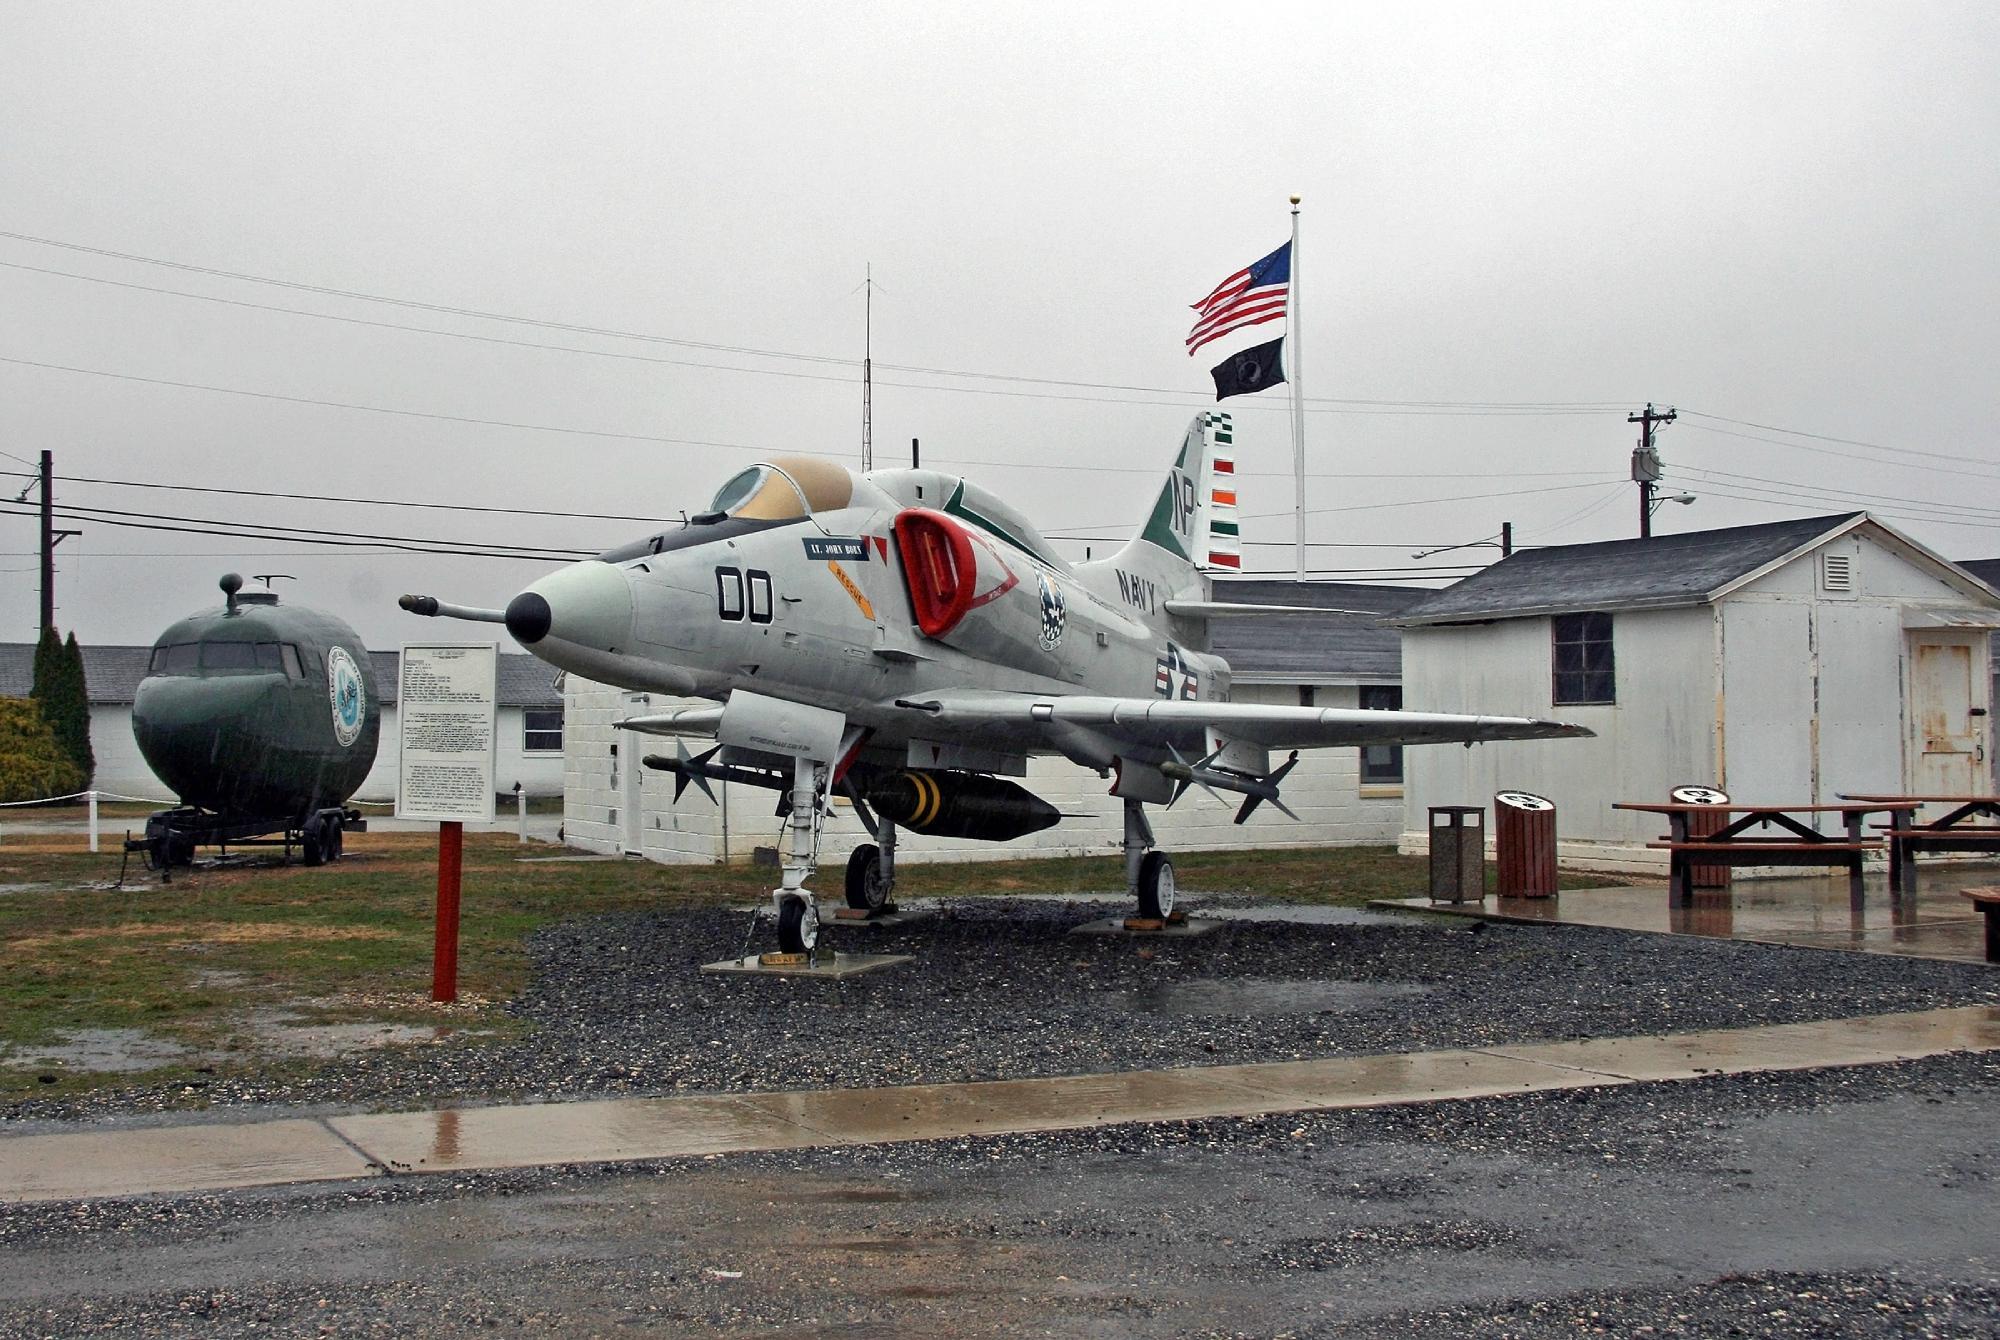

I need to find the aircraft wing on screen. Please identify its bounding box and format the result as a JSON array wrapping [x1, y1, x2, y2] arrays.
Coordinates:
[[895, 690, 1592, 753]]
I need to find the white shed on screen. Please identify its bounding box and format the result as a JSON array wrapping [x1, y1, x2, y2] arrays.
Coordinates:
[[1390, 513, 2000, 872], [559, 580, 1425, 864]]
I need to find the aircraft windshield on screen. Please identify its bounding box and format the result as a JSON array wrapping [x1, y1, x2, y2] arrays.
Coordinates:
[[708, 466, 809, 521]]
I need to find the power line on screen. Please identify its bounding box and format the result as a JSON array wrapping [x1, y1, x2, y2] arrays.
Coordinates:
[[1678, 423, 2000, 483], [0, 232, 1637, 414], [1682, 467, 2000, 522], [0, 468, 672, 524], [36, 500, 599, 555], [0, 504, 587, 561], [1680, 410, 1996, 469]]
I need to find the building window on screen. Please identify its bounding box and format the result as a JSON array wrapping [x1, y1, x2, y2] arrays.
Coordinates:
[[523, 707, 564, 753], [1552, 612, 1615, 705], [1359, 684, 1403, 785]]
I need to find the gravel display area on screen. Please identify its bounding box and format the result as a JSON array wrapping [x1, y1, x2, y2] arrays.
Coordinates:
[[6, 897, 1999, 1128], [3, 1052, 1998, 1337]]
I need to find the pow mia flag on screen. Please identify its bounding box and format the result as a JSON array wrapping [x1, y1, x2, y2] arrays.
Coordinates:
[[1209, 336, 1287, 401]]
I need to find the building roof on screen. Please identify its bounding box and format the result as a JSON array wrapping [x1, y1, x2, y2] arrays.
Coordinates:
[[1956, 558, 2000, 592], [0, 645, 564, 709], [1394, 513, 1871, 626], [1207, 580, 1423, 683]]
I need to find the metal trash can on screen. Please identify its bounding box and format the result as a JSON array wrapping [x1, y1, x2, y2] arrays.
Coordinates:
[[1428, 805, 1485, 902], [1670, 784, 1732, 889], [1494, 790, 1558, 898]]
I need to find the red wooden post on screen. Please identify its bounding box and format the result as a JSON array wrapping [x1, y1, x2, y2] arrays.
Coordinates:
[[432, 820, 463, 1003]]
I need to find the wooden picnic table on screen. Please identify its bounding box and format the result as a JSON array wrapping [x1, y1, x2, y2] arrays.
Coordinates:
[[1614, 800, 1918, 905], [1839, 793, 2000, 892]]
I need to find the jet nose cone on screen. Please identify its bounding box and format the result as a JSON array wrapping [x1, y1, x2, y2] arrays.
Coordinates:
[[510, 561, 634, 655], [504, 591, 552, 645]]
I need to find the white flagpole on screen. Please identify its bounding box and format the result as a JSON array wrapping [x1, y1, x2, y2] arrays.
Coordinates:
[[1288, 194, 1306, 581]]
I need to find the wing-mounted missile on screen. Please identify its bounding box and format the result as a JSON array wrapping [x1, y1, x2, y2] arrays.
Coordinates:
[[643, 742, 787, 802], [1160, 747, 1302, 824]]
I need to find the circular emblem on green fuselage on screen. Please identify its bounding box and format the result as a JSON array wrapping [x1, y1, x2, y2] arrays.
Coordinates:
[[327, 646, 365, 748]]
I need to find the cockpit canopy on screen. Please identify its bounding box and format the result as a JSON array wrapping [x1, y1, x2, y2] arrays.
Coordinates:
[[598, 455, 857, 563], [703, 456, 855, 521]]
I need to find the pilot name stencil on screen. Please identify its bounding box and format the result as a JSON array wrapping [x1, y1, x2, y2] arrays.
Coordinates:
[[802, 537, 870, 562]]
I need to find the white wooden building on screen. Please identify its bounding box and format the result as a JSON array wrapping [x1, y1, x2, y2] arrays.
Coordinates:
[[1390, 513, 2000, 871], [0, 646, 566, 804], [559, 580, 1426, 864]]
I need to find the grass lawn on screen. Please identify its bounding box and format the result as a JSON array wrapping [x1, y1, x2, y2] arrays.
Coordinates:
[[0, 827, 1618, 1104]]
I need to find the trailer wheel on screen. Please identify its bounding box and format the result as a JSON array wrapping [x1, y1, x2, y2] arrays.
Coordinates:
[[323, 814, 344, 863], [301, 816, 326, 867]]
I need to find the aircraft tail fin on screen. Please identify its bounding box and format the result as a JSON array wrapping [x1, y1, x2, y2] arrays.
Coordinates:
[[1080, 412, 1238, 626]]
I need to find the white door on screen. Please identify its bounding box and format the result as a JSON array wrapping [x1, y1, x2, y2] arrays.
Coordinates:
[[1909, 639, 1987, 794]]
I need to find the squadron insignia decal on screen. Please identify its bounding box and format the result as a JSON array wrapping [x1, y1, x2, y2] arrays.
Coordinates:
[[1037, 572, 1066, 650], [326, 646, 365, 747]]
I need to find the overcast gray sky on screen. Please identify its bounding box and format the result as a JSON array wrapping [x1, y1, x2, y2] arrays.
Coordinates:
[[3, 1, 1996, 651]]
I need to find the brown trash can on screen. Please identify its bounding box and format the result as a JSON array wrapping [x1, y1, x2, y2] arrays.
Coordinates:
[[1670, 784, 1732, 888], [1494, 791, 1558, 898], [1428, 806, 1485, 902]]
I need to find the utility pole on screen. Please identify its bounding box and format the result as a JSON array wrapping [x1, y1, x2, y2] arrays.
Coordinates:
[[36, 450, 81, 634], [1629, 403, 1676, 538]]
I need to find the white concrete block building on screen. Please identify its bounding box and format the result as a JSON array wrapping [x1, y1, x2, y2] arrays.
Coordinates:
[[1390, 513, 2000, 871], [559, 580, 1428, 864]]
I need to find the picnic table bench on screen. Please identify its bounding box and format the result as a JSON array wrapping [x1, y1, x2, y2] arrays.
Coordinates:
[[1964, 888, 2000, 963], [1614, 801, 1913, 906], [1840, 794, 2000, 893]]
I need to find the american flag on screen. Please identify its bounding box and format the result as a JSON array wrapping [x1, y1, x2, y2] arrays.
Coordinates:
[[1186, 241, 1290, 356]]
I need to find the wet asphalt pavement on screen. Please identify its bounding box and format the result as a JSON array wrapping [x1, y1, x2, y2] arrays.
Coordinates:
[[4, 899, 2000, 1335], [1, 1052, 1997, 1337]]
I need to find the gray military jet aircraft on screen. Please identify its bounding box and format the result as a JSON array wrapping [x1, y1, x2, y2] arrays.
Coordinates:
[[404, 412, 1588, 953]]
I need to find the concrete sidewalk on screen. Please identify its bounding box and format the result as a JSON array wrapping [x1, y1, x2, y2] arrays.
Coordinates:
[[5, 1006, 1996, 1204]]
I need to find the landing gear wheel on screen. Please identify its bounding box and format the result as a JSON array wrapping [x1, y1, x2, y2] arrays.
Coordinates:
[[322, 814, 344, 863], [1137, 850, 1176, 920], [301, 816, 325, 868], [844, 843, 890, 911], [776, 895, 820, 954]]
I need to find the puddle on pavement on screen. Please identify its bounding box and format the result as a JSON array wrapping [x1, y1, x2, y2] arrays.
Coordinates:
[[1111, 977, 1429, 1017], [2, 1028, 193, 1073], [228, 1010, 448, 1057], [1202, 904, 1406, 926]]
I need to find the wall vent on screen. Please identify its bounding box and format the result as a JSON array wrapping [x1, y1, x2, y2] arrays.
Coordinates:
[[1822, 552, 1854, 592]]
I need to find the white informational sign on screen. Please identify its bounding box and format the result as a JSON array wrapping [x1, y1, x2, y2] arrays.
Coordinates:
[[396, 643, 499, 824]]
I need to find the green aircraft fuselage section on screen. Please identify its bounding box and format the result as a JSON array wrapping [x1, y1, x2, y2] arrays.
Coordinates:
[[132, 595, 381, 819]]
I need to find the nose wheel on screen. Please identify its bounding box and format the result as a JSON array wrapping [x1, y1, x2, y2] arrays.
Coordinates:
[[776, 894, 820, 954]]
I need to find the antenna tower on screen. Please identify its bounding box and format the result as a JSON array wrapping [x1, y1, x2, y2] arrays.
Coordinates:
[[861, 263, 874, 472]]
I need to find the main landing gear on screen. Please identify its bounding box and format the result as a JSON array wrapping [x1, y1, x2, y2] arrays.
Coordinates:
[[843, 794, 898, 914], [1124, 798, 1177, 922]]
